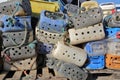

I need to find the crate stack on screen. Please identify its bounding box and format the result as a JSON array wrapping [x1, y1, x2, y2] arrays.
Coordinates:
[[34, 0, 107, 80], [0, 0, 37, 71], [104, 12, 120, 70]]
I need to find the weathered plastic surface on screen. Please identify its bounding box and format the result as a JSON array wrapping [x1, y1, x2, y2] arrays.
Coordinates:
[[106, 54, 120, 70], [107, 40, 120, 55], [0, 15, 31, 32], [107, 12, 120, 27], [64, 4, 78, 16], [36, 27, 65, 44], [4, 56, 37, 71], [3, 42, 36, 61], [69, 23, 105, 45], [81, 1, 99, 12], [0, 0, 32, 15], [30, 0, 59, 16], [71, 8, 103, 29], [105, 27, 120, 38], [52, 41, 87, 67], [39, 10, 67, 33], [2, 30, 33, 47], [46, 55, 88, 80], [85, 55, 105, 69], [84, 40, 106, 56]]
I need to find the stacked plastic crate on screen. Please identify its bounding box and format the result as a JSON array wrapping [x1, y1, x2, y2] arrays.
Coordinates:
[[104, 12, 120, 70], [0, 0, 37, 71]]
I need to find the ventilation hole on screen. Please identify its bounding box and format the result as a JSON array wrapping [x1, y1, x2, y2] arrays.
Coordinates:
[[27, 50, 29, 52], [73, 57, 75, 59], [81, 32, 84, 35], [45, 33, 47, 35], [17, 20, 20, 22], [48, 46, 51, 49], [28, 62, 30, 64], [115, 58, 117, 60], [19, 47, 21, 49], [25, 52, 27, 54], [19, 53, 21, 55], [72, 70, 74, 72], [59, 35, 62, 37], [11, 63, 13, 65], [20, 63, 22, 65], [110, 31, 112, 33], [93, 31, 96, 33], [65, 51, 68, 53], [75, 33, 78, 36], [54, 35, 56, 36], [109, 64, 111, 65], [64, 70, 66, 71], [55, 25, 57, 27], [6, 19, 8, 21], [68, 55, 70, 57], [12, 48, 14, 50], [6, 40, 8, 41], [77, 24, 79, 26], [2, 8, 5, 11], [53, 37, 55, 39], [49, 37, 51, 38], [74, 54, 76, 56], [79, 16, 81, 17], [6, 25, 9, 27], [12, 25, 14, 27], [83, 21, 85, 23], [15, 51, 18, 53], [63, 53, 65, 55], [95, 16, 97, 18], [98, 11, 100, 14], [100, 30, 102, 32], [19, 33, 21, 35], [25, 47, 27, 49], [87, 31, 89, 34], [18, 24, 21, 27], [13, 53, 15, 56], [79, 59, 81, 61], [76, 72, 79, 74], [42, 27, 44, 29], [92, 10, 94, 12]]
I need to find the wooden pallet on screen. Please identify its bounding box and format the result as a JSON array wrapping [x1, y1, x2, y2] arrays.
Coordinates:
[[89, 69, 120, 74], [0, 67, 68, 80], [0, 70, 37, 80]]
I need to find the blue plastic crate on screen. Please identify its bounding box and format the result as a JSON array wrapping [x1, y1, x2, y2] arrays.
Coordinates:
[[97, 0, 120, 4], [39, 10, 68, 33], [0, 15, 31, 32], [37, 42, 54, 54], [85, 55, 105, 69], [84, 40, 106, 56], [105, 27, 120, 38]]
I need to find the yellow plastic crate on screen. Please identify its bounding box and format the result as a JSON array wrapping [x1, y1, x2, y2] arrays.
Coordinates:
[[81, 1, 99, 12], [30, 0, 59, 16]]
